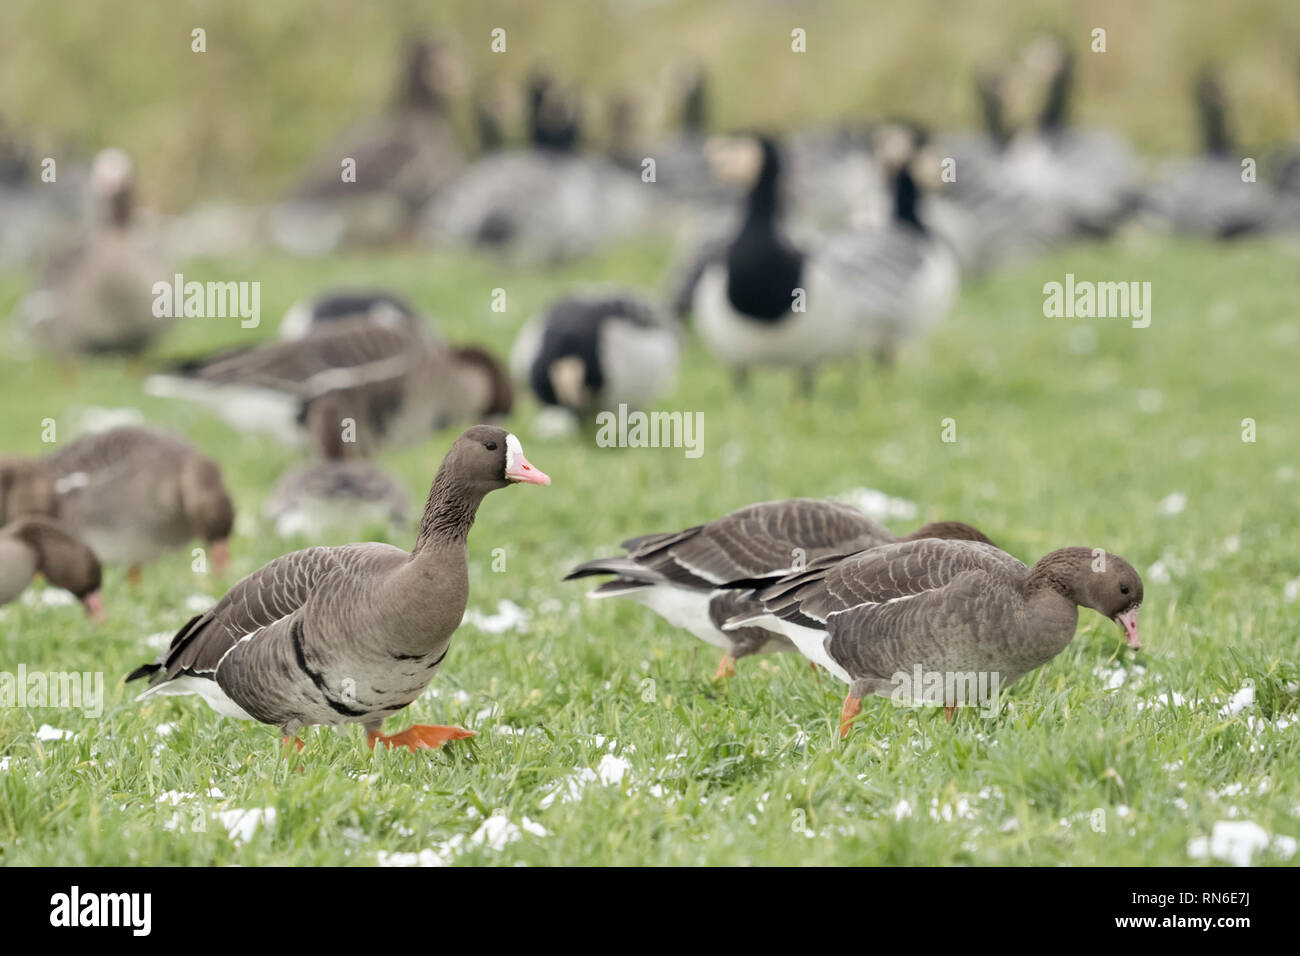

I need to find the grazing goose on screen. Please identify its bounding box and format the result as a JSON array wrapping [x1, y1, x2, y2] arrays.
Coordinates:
[[565, 498, 993, 677], [0, 517, 103, 620], [509, 293, 679, 423], [42, 426, 234, 580], [269, 39, 465, 254], [126, 426, 550, 752], [145, 318, 512, 454], [277, 289, 432, 341], [264, 397, 410, 538], [19, 148, 172, 356], [422, 73, 648, 263], [1143, 71, 1276, 238], [727, 540, 1142, 737]]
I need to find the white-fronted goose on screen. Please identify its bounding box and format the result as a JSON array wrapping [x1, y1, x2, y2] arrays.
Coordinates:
[[422, 73, 648, 264], [42, 426, 234, 580], [263, 397, 410, 538], [145, 318, 512, 454], [0, 517, 103, 620], [727, 540, 1143, 737], [509, 292, 679, 420], [277, 289, 433, 341], [126, 426, 550, 752], [18, 148, 172, 356], [566, 498, 994, 677], [269, 39, 465, 254]]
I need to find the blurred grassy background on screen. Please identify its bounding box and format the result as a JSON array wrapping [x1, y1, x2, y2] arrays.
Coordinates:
[[3, 0, 1299, 209]]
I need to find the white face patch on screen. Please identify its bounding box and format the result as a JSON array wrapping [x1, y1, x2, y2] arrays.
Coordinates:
[[504, 432, 523, 477]]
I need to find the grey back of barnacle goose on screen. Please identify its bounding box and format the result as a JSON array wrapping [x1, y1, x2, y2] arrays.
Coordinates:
[[145, 318, 512, 454], [19, 148, 172, 357], [1142, 70, 1277, 238], [269, 39, 465, 254], [422, 72, 648, 264], [277, 289, 435, 341], [509, 292, 679, 420]]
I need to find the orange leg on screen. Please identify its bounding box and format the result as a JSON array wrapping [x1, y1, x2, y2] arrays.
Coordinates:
[[281, 735, 305, 751], [840, 695, 863, 739], [367, 724, 475, 753], [715, 654, 737, 679], [944, 705, 957, 724], [126, 565, 143, 588]]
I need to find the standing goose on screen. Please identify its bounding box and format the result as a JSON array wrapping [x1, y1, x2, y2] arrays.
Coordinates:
[[1143, 70, 1276, 238], [565, 498, 993, 677], [509, 292, 679, 424], [19, 148, 172, 356], [263, 396, 411, 538], [422, 73, 647, 263], [277, 289, 433, 342], [269, 39, 465, 254], [726, 540, 1143, 737], [0, 517, 103, 620], [126, 426, 550, 752], [42, 426, 234, 581], [145, 318, 512, 454]]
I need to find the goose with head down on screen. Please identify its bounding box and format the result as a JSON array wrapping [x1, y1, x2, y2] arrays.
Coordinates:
[[126, 426, 550, 752], [726, 540, 1143, 737], [566, 498, 994, 677], [0, 517, 103, 620]]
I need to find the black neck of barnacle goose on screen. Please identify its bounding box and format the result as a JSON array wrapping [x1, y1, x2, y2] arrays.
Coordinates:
[[726, 141, 804, 321], [1197, 82, 1231, 157], [1038, 52, 1073, 136], [891, 162, 925, 233], [413, 463, 486, 553]]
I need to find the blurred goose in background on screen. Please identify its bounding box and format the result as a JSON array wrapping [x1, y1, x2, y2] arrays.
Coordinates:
[[0, 517, 103, 620], [263, 396, 410, 538], [269, 39, 465, 254], [1001, 37, 1140, 236], [566, 499, 994, 677], [277, 289, 434, 341], [727, 541, 1142, 736], [126, 426, 550, 753], [1143, 70, 1276, 237], [0, 455, 59, 526], [39, 426, 234, 581], [510, 292, 679, 430], [17, 148, 171, 357], [692, 129, 956, 389], [146, 318, 512, 454], [422, 72, 648, 263]]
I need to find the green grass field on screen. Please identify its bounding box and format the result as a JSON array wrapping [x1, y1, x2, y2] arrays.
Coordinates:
[[1, 235, 1298, 865]]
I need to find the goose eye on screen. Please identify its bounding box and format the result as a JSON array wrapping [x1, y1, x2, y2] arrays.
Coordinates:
[[1120, 585, 1130, 595], [484, 441, 498, 451]]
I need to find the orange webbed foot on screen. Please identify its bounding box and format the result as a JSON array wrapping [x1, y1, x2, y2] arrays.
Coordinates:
[[944, 705, 957, 725], [367, 724, 475, 753], [281, 735, 305, 752], [715, 654, 737, 679]]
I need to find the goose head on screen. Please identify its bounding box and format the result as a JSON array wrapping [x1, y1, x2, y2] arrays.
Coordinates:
[[90, 148, 135, 227], [451, 426, 550, 491], [11, 518, 104, 621]]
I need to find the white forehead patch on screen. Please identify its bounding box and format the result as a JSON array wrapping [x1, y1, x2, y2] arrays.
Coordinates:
[[505, 432, 523, 473]]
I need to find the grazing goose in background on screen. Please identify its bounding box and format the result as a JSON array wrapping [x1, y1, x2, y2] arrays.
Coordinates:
[[126, 426, 550, 752], [269, 39, 465, 254], [727, 541, 1143, 737], [422, 72, 648, 264], [41, 426, 234, 581], [509, 292, 679, 426], [145, 318, 512, 455], [566, 498, 994, 678], [0, 517, 104, 620], [264, 396, 411, 538], [277, 289, 434, 341], [0, 455, 59, 525], [18, 148, 172, 357], [1143, 70, 1276, 238]]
